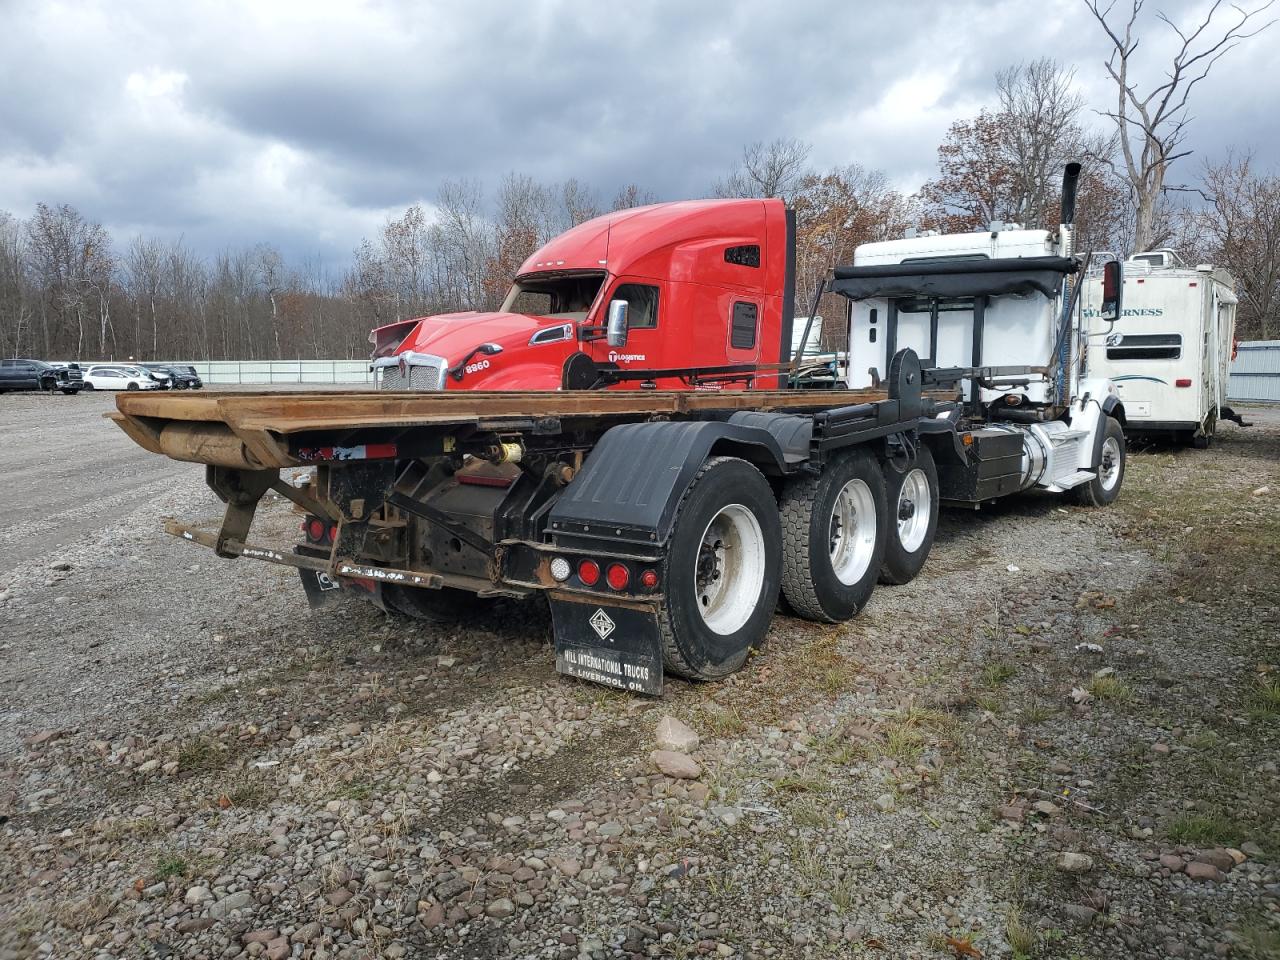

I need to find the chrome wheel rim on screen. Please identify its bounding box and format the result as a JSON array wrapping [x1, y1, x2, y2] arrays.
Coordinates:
[[896, 468, 931, 553], [694, 504, 766, 635], [829, 478, 877, 586], [1100, 437, 1122, 491]]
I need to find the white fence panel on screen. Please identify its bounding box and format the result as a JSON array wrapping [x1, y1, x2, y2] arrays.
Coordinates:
[[171, 360, 374, 385]]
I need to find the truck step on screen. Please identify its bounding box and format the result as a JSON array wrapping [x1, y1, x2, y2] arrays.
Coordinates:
[[1051, 470, 1095, 490]]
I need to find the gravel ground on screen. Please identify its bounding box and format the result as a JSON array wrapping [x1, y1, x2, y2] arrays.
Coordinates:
[[1, 391, 1278, 960]]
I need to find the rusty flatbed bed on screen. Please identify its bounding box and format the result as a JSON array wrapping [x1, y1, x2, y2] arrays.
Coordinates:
[[110, 388, 896, 470]]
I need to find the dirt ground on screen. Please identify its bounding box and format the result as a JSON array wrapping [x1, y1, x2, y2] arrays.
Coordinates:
[[1, 390, 1277, 960]]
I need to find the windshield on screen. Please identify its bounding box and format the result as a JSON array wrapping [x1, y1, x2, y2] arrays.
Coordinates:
[[501, 272, 605, 322]]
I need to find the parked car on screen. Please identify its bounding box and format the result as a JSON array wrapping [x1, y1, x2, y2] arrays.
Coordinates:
[[83, 365, 161, 391], [143, 362, 202, 389], [0, 358, 84, 394]]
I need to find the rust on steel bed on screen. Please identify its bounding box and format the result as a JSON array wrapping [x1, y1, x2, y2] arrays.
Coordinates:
[[107, 387, 892, 470]]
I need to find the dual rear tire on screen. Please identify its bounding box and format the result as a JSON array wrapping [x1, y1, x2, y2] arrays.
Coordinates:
[[658, 446, 940, 681]]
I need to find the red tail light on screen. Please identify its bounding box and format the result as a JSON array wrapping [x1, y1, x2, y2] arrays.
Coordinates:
[[577, 560, 600, 586], [1175, 378, 1192, 388], [307, 518, 326, 541], [640, 569, 659, 589], [606, 563, 630, 591]]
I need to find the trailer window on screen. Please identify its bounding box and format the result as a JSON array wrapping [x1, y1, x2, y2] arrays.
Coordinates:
[[502, 272, 605, 321], [611, 283, 659, 329], [731, 302, 758, 349], [1106, 333, 1181, 360]]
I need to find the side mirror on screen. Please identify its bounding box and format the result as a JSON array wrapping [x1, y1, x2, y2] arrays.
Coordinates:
[[478, 342, 503, 355], [606, 299, 629, 348], [1099, 259, 1122, 322]]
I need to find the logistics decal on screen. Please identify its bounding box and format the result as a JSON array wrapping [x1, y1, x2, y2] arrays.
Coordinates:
[[608, 351, 647, 363]]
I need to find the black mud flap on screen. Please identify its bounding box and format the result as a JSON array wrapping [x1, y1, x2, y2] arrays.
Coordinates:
[[549, 595, 664, 696]]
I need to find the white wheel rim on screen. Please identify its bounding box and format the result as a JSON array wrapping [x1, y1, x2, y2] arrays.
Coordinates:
[[896, 468, 931, 553], [694, 504, 766, 635], [1099, 437, 1122, 491], [829, 478, 877, 586]]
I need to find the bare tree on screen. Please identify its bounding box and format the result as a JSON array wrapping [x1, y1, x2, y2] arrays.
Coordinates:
[[1084, 0, 1275, 251], [714, 138, 812, 200], [610, 183, 657, 211], [1178, 153, 1280, 339], [559, 178, 600, 228]]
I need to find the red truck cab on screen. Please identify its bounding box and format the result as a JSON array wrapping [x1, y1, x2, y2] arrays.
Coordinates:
[[371, 199, 796, 391]]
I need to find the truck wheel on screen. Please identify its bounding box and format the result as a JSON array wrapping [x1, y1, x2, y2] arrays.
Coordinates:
[[1075, 416, 1125, 506], [659, 456, 782, 681], [382, 583, 484, 623], [879, 445, 939, 585], [781, 449, 887, 622]]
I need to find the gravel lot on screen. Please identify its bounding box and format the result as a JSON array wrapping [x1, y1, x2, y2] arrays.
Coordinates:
[[1, 390, 1278, 960]]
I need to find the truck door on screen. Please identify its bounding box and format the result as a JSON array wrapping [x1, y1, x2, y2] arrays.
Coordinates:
[[592, 279, 664, 377]]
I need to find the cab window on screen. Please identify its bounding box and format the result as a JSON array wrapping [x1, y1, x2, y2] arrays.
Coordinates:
[[610, 283, 659, 329]]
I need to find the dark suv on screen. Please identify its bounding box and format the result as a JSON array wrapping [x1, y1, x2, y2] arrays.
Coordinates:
[[142, 363, 203, 389], [0, 359, 84, 394]]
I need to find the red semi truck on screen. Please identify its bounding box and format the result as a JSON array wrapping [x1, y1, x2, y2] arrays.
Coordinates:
[[368, 199, 802, 392]]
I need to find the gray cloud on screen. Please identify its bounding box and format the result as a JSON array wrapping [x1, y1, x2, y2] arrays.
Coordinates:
[[1, 0, 1276, 266]]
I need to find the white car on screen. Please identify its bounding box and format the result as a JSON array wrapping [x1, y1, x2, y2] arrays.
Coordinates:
[[83, 365, 162, 391]]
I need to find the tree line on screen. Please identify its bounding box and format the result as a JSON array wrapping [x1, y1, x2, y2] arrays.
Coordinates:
[[1, 1, 1276, 362]]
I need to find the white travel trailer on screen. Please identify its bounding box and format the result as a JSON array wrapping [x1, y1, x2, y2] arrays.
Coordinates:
[[832, 164, 1129, 506], [1082, 250, 1243, 446]]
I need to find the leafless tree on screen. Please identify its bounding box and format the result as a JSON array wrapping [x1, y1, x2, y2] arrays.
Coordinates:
[[1178, 153, 1280, 339], [714, 138, 812, 200], [610, 183, 657, 211], [1084, 0, 1275, 252]]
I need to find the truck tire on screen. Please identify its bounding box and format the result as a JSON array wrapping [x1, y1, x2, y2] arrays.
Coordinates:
[[780, 448, 888, 622], [879, 445, 939, 585], [382, 583, 484, 623], [658, 456, 782, 681], [1075, 416, 1125, 506]]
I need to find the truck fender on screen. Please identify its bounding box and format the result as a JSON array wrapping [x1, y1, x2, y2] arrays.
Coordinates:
[[1101, 393, 1126, 425], [548, 417, 808, 549]]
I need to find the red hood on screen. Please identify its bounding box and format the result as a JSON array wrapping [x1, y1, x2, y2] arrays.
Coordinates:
[[395, 311, 563, 361]]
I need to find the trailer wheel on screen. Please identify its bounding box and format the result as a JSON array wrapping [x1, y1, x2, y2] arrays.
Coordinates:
[[1192, 411, 1217, 449], [382, 583, 485, 623], [659, 456, 782, 681], [879, 445, 939, 585], [1075, 416, 1125, 506], [780, 449, 888, 622]]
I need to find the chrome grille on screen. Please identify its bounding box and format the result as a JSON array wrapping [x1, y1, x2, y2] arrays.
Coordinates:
[[374, 353, 448, 391]]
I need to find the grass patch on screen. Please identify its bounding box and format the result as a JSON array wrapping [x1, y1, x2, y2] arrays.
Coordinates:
[[1249, 676, 1280, 719], [1167, 811, 1242, 847], [982, 660, 1017, 686], [699, 704, 747, 738], [877, 707, 954, 764], [1088, 674, 1134, 704], [1021, 704, 1057, 725], [155, 854, 188, 880], [770, 772, 830, 795], [176, 736, 222, 772], [1006, 906, 1038, 959]]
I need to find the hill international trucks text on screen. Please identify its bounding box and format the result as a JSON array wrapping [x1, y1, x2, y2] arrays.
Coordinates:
[[110, 165, 1128, 695]]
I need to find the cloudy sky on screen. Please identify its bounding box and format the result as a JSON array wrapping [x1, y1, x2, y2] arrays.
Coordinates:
[[1, 0, 1276, 267]]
